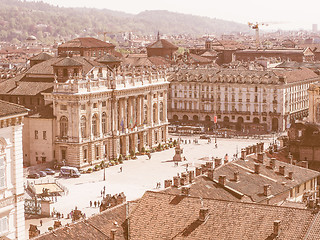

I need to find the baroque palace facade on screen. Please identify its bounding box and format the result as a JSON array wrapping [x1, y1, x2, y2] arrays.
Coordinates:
[[168, 67, 320, 133], [43, 63, 169, 168]]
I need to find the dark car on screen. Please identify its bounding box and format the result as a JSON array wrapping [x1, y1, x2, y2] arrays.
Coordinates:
[[28, 173, 40, 179], [38, 171, 47, 177], [44, 168, 55, 175], [200, 135, 210, 139]]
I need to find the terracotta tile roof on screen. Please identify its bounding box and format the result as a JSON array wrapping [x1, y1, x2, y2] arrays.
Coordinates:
[[0, 100, 28, 118], [0, 74, 24, 94], [58, 37, 115, 49], [129, 191, 318, 240], [34, 203, 128, 240], [96, 54, 121, 63], [52, 57, 83, 67], [123, 56, 171, 67], [26, 57, 101, 76], [188, 53, 213, 64], [29, 52, 53, 61], [147, 39, 178, 50], [212, 156, 320, 203], [273, 67, 319, 83], [304, 211, 320, 240], [7, 81, 53, 96], [162, 175, 247, 202]]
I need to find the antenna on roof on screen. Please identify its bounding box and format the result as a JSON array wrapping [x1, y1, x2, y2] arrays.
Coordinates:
[[157, 31, 160, 41]]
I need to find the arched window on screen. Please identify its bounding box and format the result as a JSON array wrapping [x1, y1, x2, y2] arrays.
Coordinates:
[[102, 112, 107, 134], [92, 114, 98, 136], [153, 103, 157, 123], [80, 116, 86, 138], [159, 102, 164, 122], [60, 116, 68, 138]]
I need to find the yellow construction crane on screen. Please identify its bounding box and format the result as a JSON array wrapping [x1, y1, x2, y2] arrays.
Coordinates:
[[248, 22, 268, 48]]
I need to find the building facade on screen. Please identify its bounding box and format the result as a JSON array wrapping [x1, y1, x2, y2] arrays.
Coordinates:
[[43, 66, 169, 168], [168, 67, 320, 133], [0, 100, 27, 239]]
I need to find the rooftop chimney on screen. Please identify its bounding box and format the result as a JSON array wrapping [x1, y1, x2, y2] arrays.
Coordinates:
[[218, 175, 226, 186], [234, 171, 240, 182], [199, 207, 209, 222], [188, 170, 195, 183], [269, 158, 276, 169], [300, 161, 309, 169], [207, 169, 214, 181], [195, 167, 202, 176], [254, 163, 261, 174], [241, 149, 246, 160], [288, 171, 293, 180], [181, 186, 190, 196], [279, 166, 285, 175], [206, 161, 213, 169], [289, 155, 293, 165], [164, 179, 172, 188], [214, 158, 222, 168], [257, 153, 264, 163], [111, 229, 117, 240], [273, 220, 281, 236], [264, 184, 271, 196], [173, 176, 180, 187]]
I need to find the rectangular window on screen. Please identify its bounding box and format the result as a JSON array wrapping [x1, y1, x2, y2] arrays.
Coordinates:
[[0, 216, 8, 234], [43, 131, 47, 140], [35, 130, 38, 139], [83, 148, 87, 162], [60, 105, 67, 110], [102, 101, 106, 107], [0, 158, 5, 188], [93, 103, 97, 108], [81, 104, 86, 110], [95, 145, 99, 159]]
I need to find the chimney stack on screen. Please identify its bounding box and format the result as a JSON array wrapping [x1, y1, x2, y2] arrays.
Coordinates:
[[257, 153, 264, 163], [273, 220, 281, 236], [207, 169, 214, 181], [234, 171, 239, 182], [289, 155, 293, 165], [111, 229, 117, 240], [188, 170, 195, 183], [206, 161, 213, 170], [214, 158, 222, 168], [164, 179, 172, 188], [269, 158, 276, 169], [288, 171, 293, 180], [195, 167, 202, 176], [181, 186, 190, 196], [279, 166, 285, 175], [254, 163, 261, 174], [300, 161, 309, 169], [264, 184, 271, 196], [199, 207, 209, 222], [173, 176, 180, 187], [241, 149, 246, 160], [218, 175, 226, 186]]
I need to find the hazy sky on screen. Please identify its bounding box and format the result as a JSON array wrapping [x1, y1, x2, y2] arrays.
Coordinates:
[[29, 0, 320, 30]]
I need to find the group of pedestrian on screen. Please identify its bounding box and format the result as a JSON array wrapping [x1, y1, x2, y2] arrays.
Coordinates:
[[89, 200, 101, 208]]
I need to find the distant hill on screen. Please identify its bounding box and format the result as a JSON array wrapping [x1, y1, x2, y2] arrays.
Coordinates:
[[0, 0, 248, 44]]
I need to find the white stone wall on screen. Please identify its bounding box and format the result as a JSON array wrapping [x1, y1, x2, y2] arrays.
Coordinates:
[[0, 118, 25, 239]]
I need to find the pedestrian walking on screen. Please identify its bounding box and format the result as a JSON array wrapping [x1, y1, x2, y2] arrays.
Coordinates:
[[90, 201, 92, 207], [40, 219, 42, 226], [120, 166, 122, 172], [97, 201, 100, 207], [94, 201, 97, 208]]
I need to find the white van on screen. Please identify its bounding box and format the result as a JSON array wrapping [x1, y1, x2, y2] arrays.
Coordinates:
[[60, 166, 81, 178]]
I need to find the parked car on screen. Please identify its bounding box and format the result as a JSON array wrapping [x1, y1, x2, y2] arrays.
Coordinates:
[[44, 168, 55, 175], [38, 171, 47, 177], [200, 135, 210, 139], [28, 173, 40, 179]]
